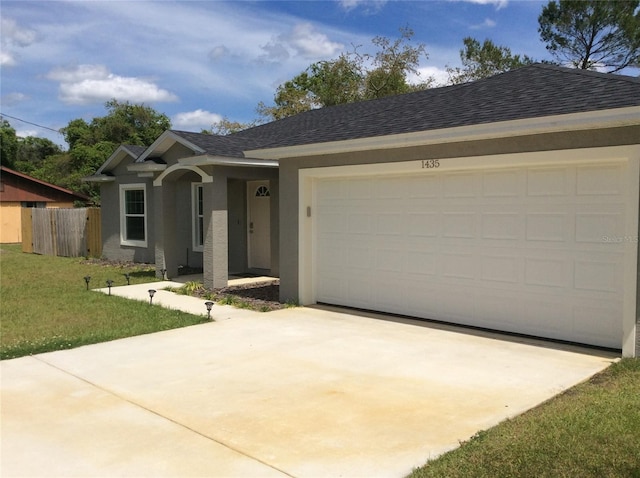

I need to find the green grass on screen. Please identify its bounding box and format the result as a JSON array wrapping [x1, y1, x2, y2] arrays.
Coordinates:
[[0, 245, 209, 360], [409, 358, 640, 478]]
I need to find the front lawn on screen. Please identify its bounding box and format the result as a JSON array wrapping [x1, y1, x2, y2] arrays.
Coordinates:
[[0, 245, 209, 360], [409, 358, 640, 478]]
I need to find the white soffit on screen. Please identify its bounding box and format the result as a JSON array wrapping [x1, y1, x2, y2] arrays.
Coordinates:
[[246, 106, 640, 160]]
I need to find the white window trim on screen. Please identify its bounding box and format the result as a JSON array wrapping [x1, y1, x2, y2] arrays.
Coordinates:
[[192, 183, 204, 252], [119, 183, 148, 247]]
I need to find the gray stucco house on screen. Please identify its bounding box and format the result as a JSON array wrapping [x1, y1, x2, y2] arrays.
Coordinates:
[[87, 64, 640, 357]]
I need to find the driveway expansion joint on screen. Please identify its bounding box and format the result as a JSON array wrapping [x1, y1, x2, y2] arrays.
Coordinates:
[[33, 354, 297, 478]]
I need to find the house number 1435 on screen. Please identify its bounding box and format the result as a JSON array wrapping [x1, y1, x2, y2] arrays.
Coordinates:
[[421, 159, 440, 169]]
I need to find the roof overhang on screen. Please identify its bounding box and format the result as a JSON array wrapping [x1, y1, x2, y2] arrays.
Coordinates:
[[95, 145, 143, 175], [179, 154, 278, 168], [136, 130, 205, 163], [246, 106, 640, 160]]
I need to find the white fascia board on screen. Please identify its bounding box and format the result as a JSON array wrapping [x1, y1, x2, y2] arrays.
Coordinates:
[[95, 146, 135, 174], [136, 131, 205, 162], [247, 106, 640, 160], [179, 154, 278, 168]]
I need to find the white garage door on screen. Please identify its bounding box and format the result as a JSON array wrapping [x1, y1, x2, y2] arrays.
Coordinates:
[[315, 162, 630, 349]]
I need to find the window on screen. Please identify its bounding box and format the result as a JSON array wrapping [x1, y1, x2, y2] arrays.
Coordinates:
[[192, 183, 204, 251], [120, 184, 147, 247]]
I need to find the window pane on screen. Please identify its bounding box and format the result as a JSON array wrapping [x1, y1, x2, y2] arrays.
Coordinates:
[[198, 217, 204, 246], [125, 190, 145, 215], [126, 217, 145, 241], [198, 186, 203, 215]]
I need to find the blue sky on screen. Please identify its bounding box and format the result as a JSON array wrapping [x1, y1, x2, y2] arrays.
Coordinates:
[[1, 0, 551, 147]]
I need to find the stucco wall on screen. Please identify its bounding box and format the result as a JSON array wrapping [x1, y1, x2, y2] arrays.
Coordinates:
[[100, 173, 156, 264]]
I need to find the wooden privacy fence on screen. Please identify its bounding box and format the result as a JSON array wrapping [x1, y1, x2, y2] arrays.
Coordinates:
[[21, 208, 101, 258]]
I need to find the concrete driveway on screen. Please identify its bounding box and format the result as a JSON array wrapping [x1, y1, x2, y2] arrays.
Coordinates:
[[1, 305, 615, 478]]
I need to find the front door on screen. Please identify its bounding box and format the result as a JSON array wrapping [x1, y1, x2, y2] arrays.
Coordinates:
[[247, 180, 271, 270]]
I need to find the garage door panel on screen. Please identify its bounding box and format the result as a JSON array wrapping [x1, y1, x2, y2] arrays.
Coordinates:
[[527, 168, 568, 196], [314, 162, 629, 349], [576, 164, 623, 196]]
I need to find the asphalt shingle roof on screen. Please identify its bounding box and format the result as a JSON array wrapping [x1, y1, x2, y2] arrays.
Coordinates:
[[168, 64, 640, 158]]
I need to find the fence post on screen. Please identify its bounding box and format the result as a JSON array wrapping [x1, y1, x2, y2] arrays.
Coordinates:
[[21, 208, 33, 253], [86, 208, 102, 258]]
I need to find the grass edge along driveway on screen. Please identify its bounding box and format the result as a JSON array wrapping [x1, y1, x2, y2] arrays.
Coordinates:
[[0, 244, 208, 360], [409, 358, 640, 478]]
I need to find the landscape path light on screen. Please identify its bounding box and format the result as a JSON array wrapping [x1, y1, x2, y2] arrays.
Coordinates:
[[124, 273, 130, 285], [205, 301, 214, 320], [84, 276, 91, 290], [160, 269, 167, 280], [148, 289, 156, 305], [106, 280, 114, 296]]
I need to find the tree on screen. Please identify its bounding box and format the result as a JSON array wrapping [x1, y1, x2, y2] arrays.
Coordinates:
[[364, 28, 431, 99], [14, 137, 63, 175], [258, 27, 432, 121], [538, 0, 640, 73], [447, 37, 535, 84], [0, 119, 18, 169], [201, 118, 256, 135], [52, 100, 171, 202]]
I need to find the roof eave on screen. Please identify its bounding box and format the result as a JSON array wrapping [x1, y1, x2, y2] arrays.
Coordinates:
[[136, 131, 206, 163], [246, 106, 640, 160], [179, 154, 278, 168]]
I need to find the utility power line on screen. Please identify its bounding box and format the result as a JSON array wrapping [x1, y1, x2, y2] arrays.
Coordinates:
[[0, 113, 64, 135]]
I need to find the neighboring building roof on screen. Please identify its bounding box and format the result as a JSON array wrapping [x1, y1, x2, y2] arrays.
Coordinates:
[[0, 167, 91, 203]]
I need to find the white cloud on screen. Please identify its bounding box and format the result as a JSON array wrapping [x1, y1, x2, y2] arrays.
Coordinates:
[[1, 18, 38, 47], [208, 45, 230, 61], [15, 129, 39, 139], [409, 66, 450, 87], [454, 0, 508, 9], [470, 18, 497, 29], [1, 17, 38, 66], [173, 109, 223, 130], [289, 23, 344, 58], [46, 65, 178, 105], [0, 51, 16, 67], [261, 22, 344, 62], [1, 92, 29, 106], [338, 0, 388, 13]]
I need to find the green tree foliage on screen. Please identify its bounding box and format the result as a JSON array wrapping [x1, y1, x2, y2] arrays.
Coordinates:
[[1, 119, 19, 169], [202, 117, 257, 135], [14, 136, 63, 175], [258, 27, 432, 121], [538, 0, 640, 72], [52, 100, 171, 202], [447, 37, 536, 84]]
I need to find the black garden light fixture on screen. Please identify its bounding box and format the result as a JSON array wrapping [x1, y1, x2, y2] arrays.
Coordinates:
[[160, 268, 167, 280], [84, 276, 91, 290], [106, 279, 114, 295], [148, 289, 156, 305], [124, 273, 130, 285], [205, 301, 214, 320]]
